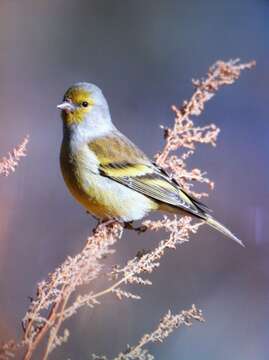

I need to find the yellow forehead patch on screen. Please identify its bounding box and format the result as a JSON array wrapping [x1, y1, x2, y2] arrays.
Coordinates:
[[64, 87, 94, 105], [62, 87, 95, 125]]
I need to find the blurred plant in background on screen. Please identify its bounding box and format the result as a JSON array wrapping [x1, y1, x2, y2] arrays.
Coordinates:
[[0, 136, 29, 177], [0, 59, 254, 360]]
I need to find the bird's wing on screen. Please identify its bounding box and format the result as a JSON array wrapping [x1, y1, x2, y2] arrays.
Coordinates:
[[88, 132, 206, 217]]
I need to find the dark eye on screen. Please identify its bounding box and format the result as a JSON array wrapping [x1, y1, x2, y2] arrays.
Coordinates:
[[82, 101, 88, 108]]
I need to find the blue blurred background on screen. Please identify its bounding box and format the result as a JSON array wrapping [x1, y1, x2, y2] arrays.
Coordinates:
[[0, 0, 268, 359]]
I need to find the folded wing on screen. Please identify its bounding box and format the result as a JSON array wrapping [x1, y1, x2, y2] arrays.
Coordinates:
[[89, 132, 207, 219]]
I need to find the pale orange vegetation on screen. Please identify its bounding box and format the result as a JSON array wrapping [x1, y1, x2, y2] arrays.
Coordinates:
[[0, 136, 29, 177], [0, 59, 255, 360]]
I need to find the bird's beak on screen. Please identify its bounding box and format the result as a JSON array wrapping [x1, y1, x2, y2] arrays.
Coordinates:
[[57, 102, 75, 112]]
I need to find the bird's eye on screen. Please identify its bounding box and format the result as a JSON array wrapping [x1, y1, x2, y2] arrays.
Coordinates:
[[82, 101, 89, 108]]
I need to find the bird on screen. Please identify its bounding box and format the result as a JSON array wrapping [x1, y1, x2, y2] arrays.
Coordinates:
[[57, 82, 243, 247]]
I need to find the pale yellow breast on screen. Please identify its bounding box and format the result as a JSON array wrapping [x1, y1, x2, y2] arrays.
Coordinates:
[[60, 139, 157, 221]]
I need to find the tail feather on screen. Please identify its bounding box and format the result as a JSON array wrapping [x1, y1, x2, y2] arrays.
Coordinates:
[[205, 215, 245, 247]]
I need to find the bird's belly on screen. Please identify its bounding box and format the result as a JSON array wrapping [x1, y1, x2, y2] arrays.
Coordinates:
[[83, 174, 157, 221], [61, 154, 157, 221]]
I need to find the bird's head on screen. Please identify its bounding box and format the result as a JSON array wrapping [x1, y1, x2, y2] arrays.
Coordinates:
[[57, 83, 112, 134]]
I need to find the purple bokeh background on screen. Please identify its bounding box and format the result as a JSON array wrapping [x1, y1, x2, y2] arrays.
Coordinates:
[[0, 1, 268, 359]]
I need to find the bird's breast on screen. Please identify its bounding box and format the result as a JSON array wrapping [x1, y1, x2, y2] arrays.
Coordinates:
[[60, 140, 98, 201], [60, 140, 157, 221]]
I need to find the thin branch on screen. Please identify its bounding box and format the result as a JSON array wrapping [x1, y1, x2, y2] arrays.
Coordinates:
[[22, 223, 123, 360], [156, 59, 255, 166], [92, 305, 204, 360], [113, 305, 204, 360]]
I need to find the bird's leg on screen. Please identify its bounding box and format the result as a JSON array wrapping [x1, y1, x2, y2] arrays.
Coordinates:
[[86, 209, 119, 232], [100, 219, 118, 227], [123, 221, 147, 234], [92, 218, 118, 234]]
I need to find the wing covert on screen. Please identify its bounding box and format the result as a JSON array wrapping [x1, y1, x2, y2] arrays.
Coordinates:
[[89, 132, 205, 217]]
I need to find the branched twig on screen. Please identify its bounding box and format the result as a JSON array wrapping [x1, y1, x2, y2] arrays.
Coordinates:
[[22, 223, 123, 360], [118, 304, 203, 360], [59, 216, 202, 317], [156, 59, 255, 198], [93, 305, 204, 360]]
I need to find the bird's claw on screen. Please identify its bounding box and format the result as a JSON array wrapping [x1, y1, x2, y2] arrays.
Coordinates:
[[124, 222, 147, 234]]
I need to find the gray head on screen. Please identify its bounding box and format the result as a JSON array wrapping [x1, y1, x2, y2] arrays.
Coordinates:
[[57, 82, 114, 136]]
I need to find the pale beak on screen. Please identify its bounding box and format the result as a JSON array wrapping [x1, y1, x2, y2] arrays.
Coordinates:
[[57, 102, 75, 112]]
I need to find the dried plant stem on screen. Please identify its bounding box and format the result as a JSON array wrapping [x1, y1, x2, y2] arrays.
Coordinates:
[[42, 287, 72, 360], [23, 274, 65, 359], [156, 59, 255, 167], [93, 305, 204, 360], [22, 223, 123, 360], [112, 305, 204, 360], [23, 302, 60, 360], [61, 217, 202, 320]]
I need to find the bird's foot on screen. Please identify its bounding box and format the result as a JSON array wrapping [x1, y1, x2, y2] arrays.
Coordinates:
[[93, 219, 118, 234], [123, 221, 147, 234]]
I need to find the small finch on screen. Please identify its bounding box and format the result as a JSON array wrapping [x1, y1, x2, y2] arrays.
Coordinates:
[[58, 82, 243, 247]]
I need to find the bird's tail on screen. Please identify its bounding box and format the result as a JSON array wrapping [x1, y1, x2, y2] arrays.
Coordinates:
[[205, 215, 245, 247]]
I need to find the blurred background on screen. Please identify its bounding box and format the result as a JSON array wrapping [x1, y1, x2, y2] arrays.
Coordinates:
[[0, 0, 268, 359]]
